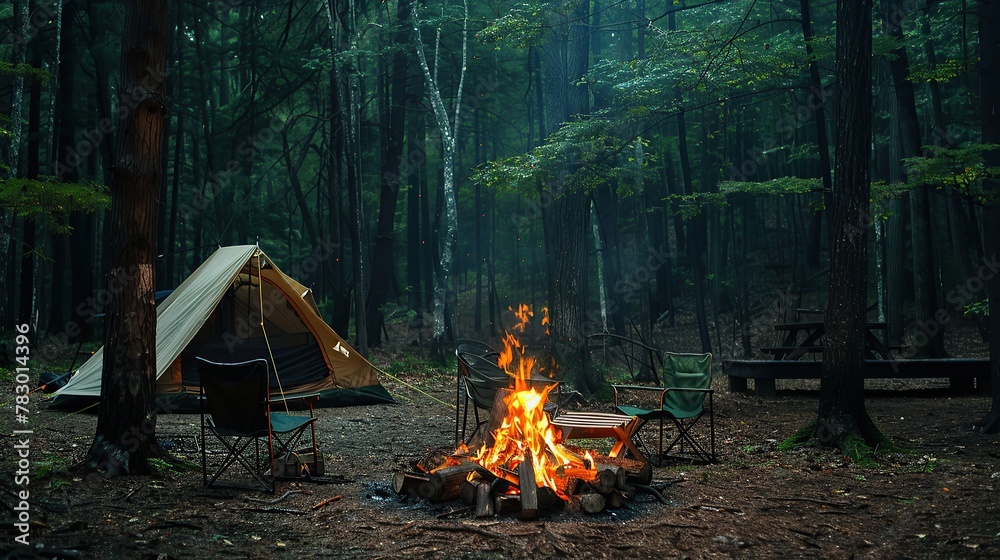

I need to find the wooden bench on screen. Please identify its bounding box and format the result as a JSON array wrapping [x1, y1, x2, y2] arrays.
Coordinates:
[[759, 346, 824, 360], [724, 358, 992, 397]]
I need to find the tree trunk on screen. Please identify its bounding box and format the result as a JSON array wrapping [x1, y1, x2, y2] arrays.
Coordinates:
[[406, 67, 425, 316], [86, 0, 167, 476], [19, 46, 42, 329], [592, 185, 628, 337], [367, 0, 411, 346], [412, 0, 468, 361], [881, 0, 948, 357], [814, 0, 889, 456], [800, 0, 833, 271], [974, 0, 1000, 433]]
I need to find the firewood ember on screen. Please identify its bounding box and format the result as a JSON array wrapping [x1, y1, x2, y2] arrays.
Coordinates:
[[556, 467, 599, 481], [418, 461, 480, 503], [393, 471, 429, 498], [588, 468, 618, 495], [627, 461, 653, 486], [536, 486, 560, 510], [416, 447, 463, 473]]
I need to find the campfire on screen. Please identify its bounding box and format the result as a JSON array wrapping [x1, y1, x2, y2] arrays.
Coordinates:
[[394, 305, 651, 518]]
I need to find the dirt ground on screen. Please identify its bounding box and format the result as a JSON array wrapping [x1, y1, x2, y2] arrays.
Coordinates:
[[3, 350, 1000, 560]]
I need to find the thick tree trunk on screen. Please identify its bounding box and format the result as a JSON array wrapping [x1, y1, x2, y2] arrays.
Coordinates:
[[86, 0, 167, 476], [975, 0, 1000, 433], [815, 0, 887, 454]]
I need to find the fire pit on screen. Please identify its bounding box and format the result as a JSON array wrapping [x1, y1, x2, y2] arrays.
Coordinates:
[[393, 306, 653, 518]]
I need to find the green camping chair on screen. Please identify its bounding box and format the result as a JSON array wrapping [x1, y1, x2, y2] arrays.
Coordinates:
[[197, 357, 320, 493], [613, 352, 715, 465]]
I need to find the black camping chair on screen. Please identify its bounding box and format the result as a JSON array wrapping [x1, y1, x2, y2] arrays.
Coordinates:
[[456, 352, 559, 445], [454, 340, 501, 444], [197, 357, 320, 493], [455, 338, 501, 358]]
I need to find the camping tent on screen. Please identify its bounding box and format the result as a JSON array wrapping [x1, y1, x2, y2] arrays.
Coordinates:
[[52, 245, 394, 411]]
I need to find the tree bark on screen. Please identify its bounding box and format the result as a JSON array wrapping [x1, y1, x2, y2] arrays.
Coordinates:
[[86, 0, 167, 476], [800, 0, 833, 270], [815, 0, 888, 454], [412, 0, 468, 361], [367, 0, 411, 346], [974, 0, 1000, 433]]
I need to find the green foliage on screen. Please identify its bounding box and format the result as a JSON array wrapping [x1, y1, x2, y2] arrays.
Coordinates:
[[664, 192, 728, 219], [908, 59, 963, 84], [719, 176, 822, 196], [903, 143, 1000, 205], [34, 454, 69, 479], [0, 178, 110, 232], [472, 113, 649, 198], [964, 299, 989, 317], [477, 3, 546, 49], [776, 420, 816, 451], [0, 60, 51, 83]]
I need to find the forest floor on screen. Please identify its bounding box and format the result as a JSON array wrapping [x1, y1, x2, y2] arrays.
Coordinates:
[[2, 318, 1000, 559]]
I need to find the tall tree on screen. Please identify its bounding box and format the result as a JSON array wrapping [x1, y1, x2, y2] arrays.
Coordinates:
[[540, 1, 593, 390], [809, 0, 891, 455], [86, 0, 167, 475], [367, 0, 412, 346], [880, 0, 947, 357], [412, 0, 468, 361], [975, 0, 1000, 434]]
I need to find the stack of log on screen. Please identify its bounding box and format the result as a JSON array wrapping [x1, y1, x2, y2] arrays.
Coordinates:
[[392, 449, 652, 519]]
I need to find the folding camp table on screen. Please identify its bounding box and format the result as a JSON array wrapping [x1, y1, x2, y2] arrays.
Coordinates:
[[551, 411, 646, 463]]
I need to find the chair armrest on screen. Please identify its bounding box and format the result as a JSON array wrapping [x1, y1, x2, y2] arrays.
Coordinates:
[[612, 384, 666, 406], [269, 392, 321, 415]]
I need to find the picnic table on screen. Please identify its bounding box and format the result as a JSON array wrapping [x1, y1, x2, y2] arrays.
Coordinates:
[[760, 321, 894, 361]]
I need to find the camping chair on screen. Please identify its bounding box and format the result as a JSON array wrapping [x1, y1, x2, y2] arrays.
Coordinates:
[[455, 338, 501, 358], [197, 357, 320, 493], [456, 352, 559, 445], [454, 338, 502, 443], [613, 352, 715, 465]]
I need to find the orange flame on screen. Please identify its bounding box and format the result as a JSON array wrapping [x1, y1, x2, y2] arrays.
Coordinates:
[[472, 304, 594, 499]]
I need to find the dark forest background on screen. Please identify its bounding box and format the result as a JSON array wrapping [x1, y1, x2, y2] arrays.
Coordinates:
[[1, 0, 994, 392]]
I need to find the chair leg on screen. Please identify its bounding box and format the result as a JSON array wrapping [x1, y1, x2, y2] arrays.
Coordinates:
[[455, 375, 462, 445], [205, 434, 271, 491]]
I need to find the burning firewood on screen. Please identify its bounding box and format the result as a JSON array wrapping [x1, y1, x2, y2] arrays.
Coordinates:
[[418, 461, 479, 503], [393, 305, 666, 519]]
